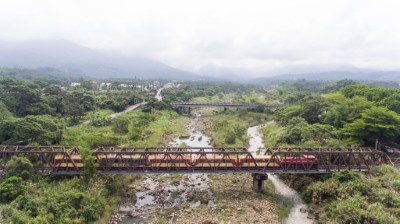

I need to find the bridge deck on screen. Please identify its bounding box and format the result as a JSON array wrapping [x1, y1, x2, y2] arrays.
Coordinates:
[[0, 146, 389, 175], [171, 102, 284, 109]]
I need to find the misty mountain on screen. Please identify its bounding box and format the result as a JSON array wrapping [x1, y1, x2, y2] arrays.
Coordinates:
[[0, 40, 200, 80], [266, 71, 400, 82]]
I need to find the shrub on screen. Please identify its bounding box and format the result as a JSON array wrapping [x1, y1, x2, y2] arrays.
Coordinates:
[[332, 170, 361, 183], [86, 133, 121, 148], [83, 156, 97, 184], [320, 196, 396, 224], [225, 130, 236, 144], [0, 176, 25, 203], [111, 117, 130, 134], [303, 179, 339, 204], [5, 156, 34, 180], [392, 180, 400, 192]]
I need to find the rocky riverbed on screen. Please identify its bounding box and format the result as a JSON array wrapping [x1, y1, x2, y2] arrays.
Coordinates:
[[172, 173, 279, 224], [108, 111, 215, 223], [247, 124, 314, 224], [108, 112, 283, 224]]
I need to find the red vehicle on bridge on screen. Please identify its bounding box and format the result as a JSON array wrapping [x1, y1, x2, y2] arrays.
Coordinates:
[[278, 155, 319, 166]]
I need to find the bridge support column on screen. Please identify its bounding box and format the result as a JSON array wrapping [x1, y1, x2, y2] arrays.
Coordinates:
[[188, 107, 191, 116], [252, 173, 268, 192]]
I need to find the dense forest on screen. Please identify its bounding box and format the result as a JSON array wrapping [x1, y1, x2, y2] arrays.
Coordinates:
[[0, 77, 154, 223], [262, 81, 400, 147]]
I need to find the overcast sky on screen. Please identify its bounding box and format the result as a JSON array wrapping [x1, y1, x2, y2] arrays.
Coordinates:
[[1, 0, 400, 76]]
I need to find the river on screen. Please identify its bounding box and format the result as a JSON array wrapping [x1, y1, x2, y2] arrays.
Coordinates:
[[247, 124, 313, 224], [110, 111, 214, 223], [109, 112, 312, 223]]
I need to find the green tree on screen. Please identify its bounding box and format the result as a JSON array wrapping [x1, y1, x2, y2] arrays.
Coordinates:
[[225, 130, 236, 144], [111, 117, 130, 134], [90, 113, 111, 127], [323, 93, 375, 128], [342, 106, 400, 145], [0, 115, 63, 144], [378, 93, 400, 114], [83, 156, 97, 184], [0, 79, 54, 116], [0, 101, 13, 121], [5, 157, 34, 180], [0, 177, 25, 203]]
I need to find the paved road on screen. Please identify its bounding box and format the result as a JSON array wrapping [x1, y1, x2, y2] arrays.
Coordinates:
[[109, 102, 146, 119], [78, 101, 146, 126]]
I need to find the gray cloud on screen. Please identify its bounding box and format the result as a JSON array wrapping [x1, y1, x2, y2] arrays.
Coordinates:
[[1, 0, 400, 77]]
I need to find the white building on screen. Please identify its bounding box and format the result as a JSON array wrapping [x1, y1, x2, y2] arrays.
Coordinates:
[[70, 83, 81, 87], [100, 83, 112, 88]]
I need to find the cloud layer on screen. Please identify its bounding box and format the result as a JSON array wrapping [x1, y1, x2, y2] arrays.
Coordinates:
[[1, 0, 400, 76]]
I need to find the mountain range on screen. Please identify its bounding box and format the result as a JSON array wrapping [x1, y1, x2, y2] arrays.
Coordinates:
[[266, 71, 400, 82], [0, 40, 200, 80], [0, 40, 399, 82]]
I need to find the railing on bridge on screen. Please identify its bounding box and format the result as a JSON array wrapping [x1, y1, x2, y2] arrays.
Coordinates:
[[0, 145, 80, 173], [92, 147, 257, 174], [0, 146, 389, 174], [171, 102, 285, 109], [262, 147, 387, 173]]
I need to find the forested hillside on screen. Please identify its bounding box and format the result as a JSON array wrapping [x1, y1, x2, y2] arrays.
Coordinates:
[[0, 77, 159, 223], [258, 81, 400, 223], [262, 82, 400, 148]]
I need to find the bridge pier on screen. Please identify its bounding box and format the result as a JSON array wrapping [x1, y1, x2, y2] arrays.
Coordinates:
[[188, 107, 191, 116], [252, 173, 268, 192]]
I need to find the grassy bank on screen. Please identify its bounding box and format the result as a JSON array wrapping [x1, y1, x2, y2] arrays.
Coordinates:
[[199, 108, 271, 147], [259, 122, 400, 223], [0, 110, 189, 223], [280, 166, 400, 223], [61, 110, 188, 148]]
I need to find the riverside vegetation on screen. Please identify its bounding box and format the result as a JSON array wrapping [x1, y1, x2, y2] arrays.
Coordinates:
[[0, 77, 399, 223], [0, 109, 188, 223], [0, 76, 186, 223], [171, 81, 400, 223], [260, 80, 400, 223]]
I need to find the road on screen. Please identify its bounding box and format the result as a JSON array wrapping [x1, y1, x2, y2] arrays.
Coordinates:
[[109, 101, 146, 119], [79, 84, 173, 126]]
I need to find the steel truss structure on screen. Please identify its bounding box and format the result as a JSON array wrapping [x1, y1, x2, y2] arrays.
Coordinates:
[[262, 147, 387, 173], [171, 102, 284, 109], [0, 145, 80, 173], [0, 146, 390, 175]]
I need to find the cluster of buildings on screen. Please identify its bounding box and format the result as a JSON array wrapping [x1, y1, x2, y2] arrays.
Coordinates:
[[69, 80, 161, 91]]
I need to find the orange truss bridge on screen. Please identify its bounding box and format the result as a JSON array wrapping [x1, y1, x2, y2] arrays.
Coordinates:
[[0, 146, 389, 175]]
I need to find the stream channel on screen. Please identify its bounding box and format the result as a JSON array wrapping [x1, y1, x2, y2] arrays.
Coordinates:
[[111, 113, 313, 224], [247, 124, 313, 224], [113, 111, 214, 223]]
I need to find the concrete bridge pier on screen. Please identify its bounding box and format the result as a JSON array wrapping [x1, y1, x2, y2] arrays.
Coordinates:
[[252, 173, 268, 192], [188, 107, 191, 116]]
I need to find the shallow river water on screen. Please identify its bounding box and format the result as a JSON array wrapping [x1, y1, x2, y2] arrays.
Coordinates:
[[113, 111, 214, 223], [247, 124, 313, 224], [112, 115, 312, 224]]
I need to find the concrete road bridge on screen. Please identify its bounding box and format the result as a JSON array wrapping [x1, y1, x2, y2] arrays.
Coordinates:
[[0, 146, 389, 191], [171, 102, 285, 109], [171, 102, 285, 115]]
